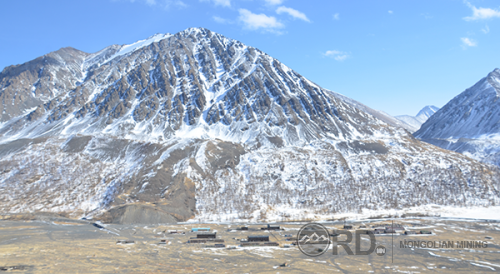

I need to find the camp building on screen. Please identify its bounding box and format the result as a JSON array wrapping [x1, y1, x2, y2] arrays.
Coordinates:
[[248, 235, 269, 242]]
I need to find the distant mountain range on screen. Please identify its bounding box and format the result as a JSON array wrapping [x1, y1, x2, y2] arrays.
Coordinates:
[[396, 106, 440, 132], [416, 68, 500, 167], [0, 28, 498, 223]]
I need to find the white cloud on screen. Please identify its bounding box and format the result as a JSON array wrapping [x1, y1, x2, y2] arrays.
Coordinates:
[[264, 0, 284, 5], [200, 0, 230, 7], [172, 0, 187, 8], [388, 10, 393, 14], [213, 0, 231, 7], [324, 50, 350, 61], [276, 6, 310, 22], [461, 37, 477, 48], [482, 25, 490, 34], [239, 9, 284, 31], [463, 1, 500, 21], [127, 0, 187, 8], [420, 13, 432, 19], [213, 16, 230, 24], [333, 13, 340, 20]]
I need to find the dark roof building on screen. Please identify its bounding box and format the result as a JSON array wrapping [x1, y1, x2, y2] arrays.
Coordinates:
[[261, 224, 281, 230], [386, 226, 405, 231], [197, 232, 217, 238], [248, 235, 270, 242], [187, 239, 224, 243]]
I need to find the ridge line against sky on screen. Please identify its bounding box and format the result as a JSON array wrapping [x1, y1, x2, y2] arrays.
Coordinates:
[[0, 0, 499, 116]]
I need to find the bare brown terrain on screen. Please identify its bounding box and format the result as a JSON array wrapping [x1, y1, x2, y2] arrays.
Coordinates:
[[0, 215, 499, 273]]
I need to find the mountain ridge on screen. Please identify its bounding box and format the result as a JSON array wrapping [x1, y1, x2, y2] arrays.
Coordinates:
[[0, 27, 411, 147], [396, 105, 439, 132], [0, 28, 499, 223], [416, 68, 500, 139], [415, 68, 500, 166]]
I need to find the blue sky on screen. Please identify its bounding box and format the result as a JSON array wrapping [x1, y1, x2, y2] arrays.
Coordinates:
[[1, 0, 499, 116]]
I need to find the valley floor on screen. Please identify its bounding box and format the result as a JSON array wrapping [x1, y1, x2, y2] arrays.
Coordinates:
[[1, 216, 499, 273]]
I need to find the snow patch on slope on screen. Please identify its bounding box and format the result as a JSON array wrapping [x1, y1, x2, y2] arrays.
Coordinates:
[[113, 33, 172, 60]]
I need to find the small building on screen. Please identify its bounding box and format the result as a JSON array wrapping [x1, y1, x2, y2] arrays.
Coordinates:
[[93, 223, 104, 229], [191, 228, 210, 232], [197, 232, 216, 239], [248, 235, 269, 242], [240, 241, 278, 247], [168, 230, 184, 234], [386, 226, 405, 231], [187, 239, 224, 244], [116, 240, 135, 244], [240, 242, 262, 247], [262, 242, 279, 246], [420, 230, 432, 234], [404, 231, 416, 235], [205, 243, 226, 248], [261, 224, 281, 230]]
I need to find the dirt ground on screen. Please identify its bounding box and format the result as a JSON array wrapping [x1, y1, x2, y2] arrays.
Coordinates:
[[0, 217, 499, 273]]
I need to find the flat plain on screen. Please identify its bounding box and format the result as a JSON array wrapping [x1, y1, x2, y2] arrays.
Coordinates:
[[0, 215, 499, 273]]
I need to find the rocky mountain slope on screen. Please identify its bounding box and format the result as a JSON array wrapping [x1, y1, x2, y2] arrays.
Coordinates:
[[415, 69, 500, 166], [1, 28, 499, 223], [396, 105, 439, 132]]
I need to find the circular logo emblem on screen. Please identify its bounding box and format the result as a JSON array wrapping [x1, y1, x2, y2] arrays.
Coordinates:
[[375, 245, 386, 256], [297, 223, 330, 257]]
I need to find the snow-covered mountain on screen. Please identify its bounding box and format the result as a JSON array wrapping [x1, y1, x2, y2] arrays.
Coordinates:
[[0, 28, 408, 146], [1, 28, 499, 223], [415, 69, 500, 166], [396, 105, 439, 132]]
